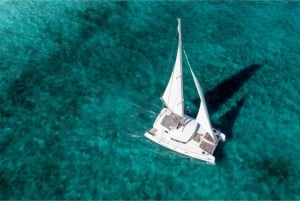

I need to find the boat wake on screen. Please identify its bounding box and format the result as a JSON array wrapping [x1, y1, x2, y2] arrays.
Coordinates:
[[127, 100, 158, 116]]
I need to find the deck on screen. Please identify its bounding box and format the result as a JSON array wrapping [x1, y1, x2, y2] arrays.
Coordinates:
[[145, 128, 217, 164]]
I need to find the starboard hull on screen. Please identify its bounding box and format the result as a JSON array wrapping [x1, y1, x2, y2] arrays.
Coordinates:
[[145, 130, 216, 164], [144, 108, 225, 164]]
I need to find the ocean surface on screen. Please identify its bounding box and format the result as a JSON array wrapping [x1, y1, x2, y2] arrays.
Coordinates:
[[0, 1, 300, 200]]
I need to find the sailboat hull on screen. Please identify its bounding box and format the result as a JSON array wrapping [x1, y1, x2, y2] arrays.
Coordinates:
[[144, 108, 225, 165]]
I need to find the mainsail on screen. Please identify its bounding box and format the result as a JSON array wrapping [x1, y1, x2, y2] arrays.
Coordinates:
[[161, 18, 184, 118]]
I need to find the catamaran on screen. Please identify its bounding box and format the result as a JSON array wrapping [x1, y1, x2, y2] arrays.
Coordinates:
[[144, 18, 226, 165]]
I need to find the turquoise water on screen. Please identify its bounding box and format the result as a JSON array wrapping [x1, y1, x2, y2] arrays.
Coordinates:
[[0, 1, 300, 199]]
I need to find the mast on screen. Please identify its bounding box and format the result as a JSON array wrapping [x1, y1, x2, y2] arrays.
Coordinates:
[[161, 18, 184, 118]]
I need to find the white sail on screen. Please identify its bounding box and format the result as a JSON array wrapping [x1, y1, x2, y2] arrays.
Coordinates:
[[161, 18, 184, 117], [188, 64, 214, 139]]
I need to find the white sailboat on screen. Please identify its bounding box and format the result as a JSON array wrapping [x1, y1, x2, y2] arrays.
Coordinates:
[[144, 18, 226, 165]]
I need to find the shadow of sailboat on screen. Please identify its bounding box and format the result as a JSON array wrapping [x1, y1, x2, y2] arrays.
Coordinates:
[[205, 64, 261, 113], [192, 63, 261, 116], [218, 96, 247, 140]]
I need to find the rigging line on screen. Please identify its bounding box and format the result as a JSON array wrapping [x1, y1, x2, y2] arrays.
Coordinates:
[[183, 49, 192, 70]]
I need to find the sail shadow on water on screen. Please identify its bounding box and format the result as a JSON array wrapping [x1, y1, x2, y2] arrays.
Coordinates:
[[189, 64, 262, 162], [203, 64, 262, 113], [213, 96, 247, 161]]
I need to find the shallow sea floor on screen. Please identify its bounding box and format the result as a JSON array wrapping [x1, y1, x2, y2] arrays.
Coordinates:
[[0, 1, 300, 200]]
